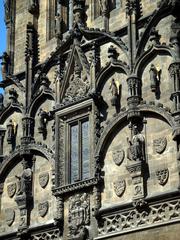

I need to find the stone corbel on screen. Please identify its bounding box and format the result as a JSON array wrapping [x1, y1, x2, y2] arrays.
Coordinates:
[[126, 161, 146, 207]]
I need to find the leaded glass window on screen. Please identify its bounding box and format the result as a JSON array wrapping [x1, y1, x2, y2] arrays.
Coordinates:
[[70, 119, 90, 183]]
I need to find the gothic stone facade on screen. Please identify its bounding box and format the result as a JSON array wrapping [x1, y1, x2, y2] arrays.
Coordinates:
[[0, 0, 180, 240]]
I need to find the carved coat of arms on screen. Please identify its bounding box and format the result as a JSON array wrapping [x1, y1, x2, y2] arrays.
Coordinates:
[[38, 201, 49, 217], [113, 179, 126, 197], [156, 168, 169, 185], [68, 193, 90, 239], [39, 172, 49, 189], [112, 149, 125, 166], [153, 137, 167, 154], [7, 183, 16, 198], [5, 209, 15, 226]]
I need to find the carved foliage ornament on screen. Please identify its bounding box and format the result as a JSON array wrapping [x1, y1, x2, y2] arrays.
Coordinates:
[[156, 168, 169, 186], [153, 137, 167, 154], [112, 149, 125, 166], [39, 172, 49, 189], [113, 179, 126, 197], [7, 183, 16, 198], [38, 201, 49, 217], [5, 209, 15, 226]]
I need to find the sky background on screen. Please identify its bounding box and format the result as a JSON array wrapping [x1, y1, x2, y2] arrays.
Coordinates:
[[0, 1, 6, 93]]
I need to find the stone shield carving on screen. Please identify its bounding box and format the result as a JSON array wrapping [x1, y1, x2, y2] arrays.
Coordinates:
[[7, 183, 16, 198], [156, 168, 169, 185], [39, 172, 49, 189], [38, 201, 49, 217], [68, 193, 90, 239], [5, 209, 15, 226], [112, 149, 125, 166], [113, 179, 126, 197], [153, 137, 167, 154]]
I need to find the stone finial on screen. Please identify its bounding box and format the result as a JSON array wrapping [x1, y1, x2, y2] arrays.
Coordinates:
[[126, 0, 142, 18], [149, 27, 161, 46], [73, 0, 87, 27], [9, 87, 18, 104], [108, 45, 118, 62], [28, 0, 39, 15]]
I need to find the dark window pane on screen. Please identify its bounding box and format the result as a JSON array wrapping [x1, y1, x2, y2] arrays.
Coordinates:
[[70, 124, 79, 183], [82, 121, 90, 179]]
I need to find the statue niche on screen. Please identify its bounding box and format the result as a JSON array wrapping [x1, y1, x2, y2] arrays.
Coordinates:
[[127, 125, 145, 162]]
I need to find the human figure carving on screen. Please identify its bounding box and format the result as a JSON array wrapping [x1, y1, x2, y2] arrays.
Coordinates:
[[7, 119, 15, 143], [38, 108, 50, 140], [38, 109, 48, 130], [127, 125, 145, 161], [109, 78, 118, 106], [16, 160, 32, 196], [149, 64, 161, 92]]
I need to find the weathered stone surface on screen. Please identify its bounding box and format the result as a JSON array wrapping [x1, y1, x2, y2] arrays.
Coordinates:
[[1, 0, 180, 239]]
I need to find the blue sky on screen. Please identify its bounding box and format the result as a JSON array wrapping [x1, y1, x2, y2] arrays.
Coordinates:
[[0, 2, 6, 93]]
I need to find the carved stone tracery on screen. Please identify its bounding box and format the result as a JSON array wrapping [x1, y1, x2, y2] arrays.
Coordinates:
[[98, 198, 180, 237]]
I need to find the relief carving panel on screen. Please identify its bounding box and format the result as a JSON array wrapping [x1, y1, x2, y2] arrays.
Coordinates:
[[156, 168, 169, 186], [68, 193, 90, 240], [113, 179, 126, 197], [39, 172, 49, 189], [153, 137, 167, 154], [38, 201, 49, 217], [7, 183, 16, 198], [112, 149, 125, 166]]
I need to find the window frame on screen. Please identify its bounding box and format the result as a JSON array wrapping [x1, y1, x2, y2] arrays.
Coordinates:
[[64, 111, 92, 185]]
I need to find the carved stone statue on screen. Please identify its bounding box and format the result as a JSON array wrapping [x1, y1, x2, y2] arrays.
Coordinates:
[[127, 125, 145, 161], [7, 119, 16, 144], [109, 78, 118, 106], [149, 64, 161, 92], [38, 108, 49, 140], [16, 160, 32, 196], [0, 52, 10, 80]]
